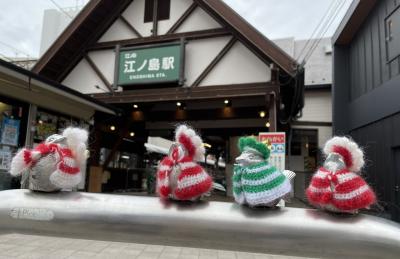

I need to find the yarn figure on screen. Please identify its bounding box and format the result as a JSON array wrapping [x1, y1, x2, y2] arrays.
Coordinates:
[[306, 136, 376, 213], [156, 125, 212, 201], [233, 137, 294, 207], [10, 127, 88, 192]]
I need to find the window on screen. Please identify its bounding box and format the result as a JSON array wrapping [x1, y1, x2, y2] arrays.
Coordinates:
[[289, 129, 318, 172], [386, 6, 400, 61], [144, 0, 171, 23]]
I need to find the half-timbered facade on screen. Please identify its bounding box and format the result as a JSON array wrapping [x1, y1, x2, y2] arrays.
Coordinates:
[[33, 0, 304, 194]]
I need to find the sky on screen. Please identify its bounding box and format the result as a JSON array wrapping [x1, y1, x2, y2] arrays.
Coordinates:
[[0, 0, 352, 60]]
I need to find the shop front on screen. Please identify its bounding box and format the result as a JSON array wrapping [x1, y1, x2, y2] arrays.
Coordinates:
[[31, 0, 304, 198], [0, 59, 116, 190]]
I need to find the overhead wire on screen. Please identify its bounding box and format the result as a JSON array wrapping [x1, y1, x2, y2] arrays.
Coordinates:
[[0, 40, 33, 58], [295, 0, 337, 62], [299, 0, 342, 65], [301, 0, 347, 65], [49, 0, 73, 19], [0, 53, 13, 62], [280, 1, 343, 124]]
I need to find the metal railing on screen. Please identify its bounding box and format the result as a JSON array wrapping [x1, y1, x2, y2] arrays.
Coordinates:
[[0, 189, 399, 258]]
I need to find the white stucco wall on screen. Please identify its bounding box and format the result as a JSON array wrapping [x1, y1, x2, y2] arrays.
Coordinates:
[[87, 50, 115, 84], [199, 41, 271, 86], [62, 0, 272, 92], [184, 36, 231, 86], [175, 7, 222, 33], [122, 0, 153, 37], [158, 0, 194, 35], [298, 91, 332, 123], [98, 19, 138, 42], [62, 59, 106, 94]]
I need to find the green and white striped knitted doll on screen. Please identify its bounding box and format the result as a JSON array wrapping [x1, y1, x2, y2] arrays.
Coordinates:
[[233, 137, 293, 207]]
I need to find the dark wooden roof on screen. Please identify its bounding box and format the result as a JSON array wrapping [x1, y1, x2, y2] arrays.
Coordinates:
[[333, 0, 378, 45], [0, 58, 118, 115], [33, 0, 298, 80]]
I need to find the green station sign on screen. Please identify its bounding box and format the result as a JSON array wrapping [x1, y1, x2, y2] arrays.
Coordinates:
[[116, 43, 184, 86]]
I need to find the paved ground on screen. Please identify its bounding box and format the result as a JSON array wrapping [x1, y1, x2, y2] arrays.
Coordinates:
[[0, 233, 316, 259]]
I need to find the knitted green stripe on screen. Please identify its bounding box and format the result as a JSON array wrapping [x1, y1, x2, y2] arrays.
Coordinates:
[[242, 166, 276, 181], [233, 186, 242, 194], [233, 174, 241, 182], [246, 161, 268, 170], [242, 174, 286, 193]]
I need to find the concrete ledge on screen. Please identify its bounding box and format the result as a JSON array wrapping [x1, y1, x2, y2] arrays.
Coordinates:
[[0, 189, 399, 258]]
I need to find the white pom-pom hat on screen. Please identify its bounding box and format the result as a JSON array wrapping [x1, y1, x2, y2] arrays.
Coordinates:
[[175, 125, 205, 161], [323, 136, 364, 172]]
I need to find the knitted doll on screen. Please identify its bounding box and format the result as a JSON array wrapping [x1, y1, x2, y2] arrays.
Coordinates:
[[10, 127, 88, 192], [233, 137, 294, 207], [156, 125, 212, 201], [306, 136, 376, 213]]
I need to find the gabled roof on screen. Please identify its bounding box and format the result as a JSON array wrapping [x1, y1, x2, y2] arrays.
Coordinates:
[[32, 0, 298, 80], [333, 0, 378, 45]]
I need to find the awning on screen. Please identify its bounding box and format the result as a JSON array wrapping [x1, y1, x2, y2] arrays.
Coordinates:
[[0, 59, 117, 120]]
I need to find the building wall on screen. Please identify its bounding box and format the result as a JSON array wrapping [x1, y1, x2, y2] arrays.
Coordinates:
[[298, 90, 332, 123], [61, 0, 272, 93], [333, 0, 400, 221], [274, 37, 332, 86], [40, 8, 82, 56], [347, 0, 400, 100], [334, 0, 400, 132], [291, 125, 332, 150], [350, 112, 400, 221]]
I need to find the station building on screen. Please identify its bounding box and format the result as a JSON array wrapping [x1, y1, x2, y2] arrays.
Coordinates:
[[32, 0, 304, 197]]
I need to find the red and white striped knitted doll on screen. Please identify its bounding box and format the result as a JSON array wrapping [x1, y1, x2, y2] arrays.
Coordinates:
[[157, 125, 212, 201], [306, 136, 376, 213], [10, 127, 88, 192]]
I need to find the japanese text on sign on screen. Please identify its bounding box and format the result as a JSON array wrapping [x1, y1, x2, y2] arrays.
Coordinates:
[[259, 132, 286, 172], [118, 44, 182, 85]]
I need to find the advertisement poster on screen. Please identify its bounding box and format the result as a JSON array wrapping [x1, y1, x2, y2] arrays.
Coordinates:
[[1, 118, 20, 146], [35, 111, 58, 141], [258, 132, 286, 172], [0, 149, 12, 171]]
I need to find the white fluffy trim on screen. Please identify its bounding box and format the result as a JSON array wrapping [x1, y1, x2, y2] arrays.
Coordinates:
[[62, 127, 88, 168], [10, 149, 28, 176], [175, 124, 205, 161], [323, 136, 364, 172], [50, 170, 82, 189]]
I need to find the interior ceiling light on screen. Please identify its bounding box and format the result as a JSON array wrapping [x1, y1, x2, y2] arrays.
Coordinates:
[[176, 102, 182, 107], [265, 121, 271, 128], [130, 132, 135, 137], [203, 143, 212, 148], [110, 125, 116, 131], [259, 111, 266, 118], [224, 99, 229, 104], [133, 104, 138, 109]]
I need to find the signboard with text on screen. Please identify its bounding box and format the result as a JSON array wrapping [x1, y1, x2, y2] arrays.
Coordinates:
[[1, 118, 20, 147], [117, 42, 184, 86], [258, 132, 286, 172]]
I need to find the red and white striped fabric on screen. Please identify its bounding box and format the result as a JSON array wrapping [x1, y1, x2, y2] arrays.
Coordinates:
[[156, 125, 212, 200], [157, 156, 212, 200], [10, 143, 81, 188], [306, 167, 376, 212]]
